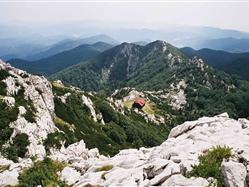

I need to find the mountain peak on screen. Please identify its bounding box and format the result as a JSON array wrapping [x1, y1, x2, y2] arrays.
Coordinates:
[[145, 40, 171, 53], [116, 42, 140, 57]]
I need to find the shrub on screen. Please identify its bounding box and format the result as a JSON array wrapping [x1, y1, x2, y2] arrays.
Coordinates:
[[0, 81, 7, 95], [0, 69, 11, 81], [6, 133, 30, 162], [6, 145, 18, 162], [187, 146, 232, 187], [44, 132, 68, 153], [13, 133, 30, 158], [17, 157, 67, 187], [0, 100, 18, 150]]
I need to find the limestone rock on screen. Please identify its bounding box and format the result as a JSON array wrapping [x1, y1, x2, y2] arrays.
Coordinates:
[[60, 167, 81, 185], [75, 113, 249, 186], [221, 160, 247, 187], [161, 174, 209, 186]]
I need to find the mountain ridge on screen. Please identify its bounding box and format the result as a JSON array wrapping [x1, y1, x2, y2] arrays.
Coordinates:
[[8, 42, 113, 76], [181, 47, 249, 80]]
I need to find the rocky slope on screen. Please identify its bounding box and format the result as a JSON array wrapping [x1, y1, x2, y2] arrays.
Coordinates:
[[72, 112, 249, 187], [0, 60, 249, 186]]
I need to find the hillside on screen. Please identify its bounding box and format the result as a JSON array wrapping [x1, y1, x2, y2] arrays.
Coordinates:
[[8, 42, 112, 76], [0, 60, 249, 186], [181, 47, 249, 80], [0, 60, 170, 158], [51, 40, 249, 120]]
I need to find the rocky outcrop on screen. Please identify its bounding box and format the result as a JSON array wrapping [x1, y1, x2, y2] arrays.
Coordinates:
[[0, 60, 58, 159], [60, 167, 81, 185], [72, 113, 249, 186], [0, 158, 33, 186], [82, 95, 104, 124]]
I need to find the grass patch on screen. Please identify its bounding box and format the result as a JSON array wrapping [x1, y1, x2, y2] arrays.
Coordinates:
[[0, 164, 10, 173], [123, 100, 134, 109], [96, 165, 113, 172], [142, 102, 156, 115], [53, 116, 75, 131], [17, 157, 68, 187], [187, 146, 232, 187]]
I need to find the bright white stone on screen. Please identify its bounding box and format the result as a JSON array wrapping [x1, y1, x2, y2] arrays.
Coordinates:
[[60, 167, 81, 185], [221, 160, 247, 187]]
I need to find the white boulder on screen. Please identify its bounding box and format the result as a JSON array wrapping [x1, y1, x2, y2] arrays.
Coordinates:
[[221, 160, 247, 187], [60, 166, 81, 185]]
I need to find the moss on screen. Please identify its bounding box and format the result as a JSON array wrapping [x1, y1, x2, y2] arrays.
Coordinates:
[[96, 165, 113, 172], [17, 157, 68, 187], [187, 146, 232, 187]]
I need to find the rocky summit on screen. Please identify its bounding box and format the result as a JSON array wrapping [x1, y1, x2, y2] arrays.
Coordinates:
[[0, 60, 249, 186]]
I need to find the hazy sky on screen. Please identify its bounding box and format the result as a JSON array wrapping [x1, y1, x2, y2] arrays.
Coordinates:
[[1, 1, 249, 32]]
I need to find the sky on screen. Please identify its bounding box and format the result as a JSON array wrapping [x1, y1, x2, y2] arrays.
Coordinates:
[[0, 1, 249, 32]]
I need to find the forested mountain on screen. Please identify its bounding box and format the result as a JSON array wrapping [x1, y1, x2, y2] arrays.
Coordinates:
[[8, 42, 113, 76], [51, 40, 249, 120], [181, 47, 249, 80], [26, 34, 118, 61]]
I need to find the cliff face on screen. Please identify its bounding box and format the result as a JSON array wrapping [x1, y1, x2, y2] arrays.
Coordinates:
[[0, 60, 249, 186], [0, 59, 56, 159]]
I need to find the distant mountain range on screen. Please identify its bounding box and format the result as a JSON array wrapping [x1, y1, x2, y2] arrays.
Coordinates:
[[1, 24, 249, 60], [194, 37, 249, 52], [26, 34, 119, 61], [181, 47, 249, 80], [8, 42, 113, 76]]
